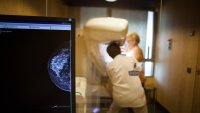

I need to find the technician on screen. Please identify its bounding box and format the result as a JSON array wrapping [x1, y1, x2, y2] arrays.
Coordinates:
[[106, 41, 148, 113]]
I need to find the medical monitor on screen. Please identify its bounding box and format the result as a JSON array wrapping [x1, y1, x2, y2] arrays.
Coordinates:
[[0, 15, 75, 113]]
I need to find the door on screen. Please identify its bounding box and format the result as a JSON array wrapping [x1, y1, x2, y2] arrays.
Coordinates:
[[192, 30, 200, 113]]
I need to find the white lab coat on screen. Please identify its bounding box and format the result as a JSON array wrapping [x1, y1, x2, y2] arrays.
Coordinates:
[[107, 55, 146, 108]]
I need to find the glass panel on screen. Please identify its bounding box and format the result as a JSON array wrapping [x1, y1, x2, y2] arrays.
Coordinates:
[[99, 44, 113, 64], [76, 7, 156, 113], [80, 7, 107, 28], [111, 9, 148, 53], [145, 11, 154, 59], [144, 61, 154, 77], [78, 7, 109, 113]]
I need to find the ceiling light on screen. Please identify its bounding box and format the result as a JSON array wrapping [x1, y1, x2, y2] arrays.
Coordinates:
[[105, 0, 117, 2]]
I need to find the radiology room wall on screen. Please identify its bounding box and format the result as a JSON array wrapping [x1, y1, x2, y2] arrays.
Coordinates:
[[154, 0, 200, 112], [0, 0, 68, 17]]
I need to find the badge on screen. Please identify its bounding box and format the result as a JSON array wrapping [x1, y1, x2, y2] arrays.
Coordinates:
[[129, 70, 140, 76], [129, 63, 140, 76]]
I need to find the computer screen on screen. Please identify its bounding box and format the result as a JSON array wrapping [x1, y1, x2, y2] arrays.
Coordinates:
[[0, 15, 75, 113]]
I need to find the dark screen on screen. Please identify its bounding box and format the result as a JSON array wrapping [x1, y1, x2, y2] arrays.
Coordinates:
[[0, 16, 74, 113]]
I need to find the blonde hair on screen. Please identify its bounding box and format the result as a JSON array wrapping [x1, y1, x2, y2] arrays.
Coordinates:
[[126, 32, 140, 43]]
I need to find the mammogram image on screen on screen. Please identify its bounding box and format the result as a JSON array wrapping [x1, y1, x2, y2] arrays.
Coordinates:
[[0, 28, 72, 113], [48, 41, 71, 92]]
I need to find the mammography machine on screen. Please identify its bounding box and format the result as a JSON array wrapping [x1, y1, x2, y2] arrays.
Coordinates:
[[76, 17, 128, 113]]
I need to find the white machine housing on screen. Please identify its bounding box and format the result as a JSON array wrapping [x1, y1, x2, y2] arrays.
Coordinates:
[[84, 17, 128, 44]]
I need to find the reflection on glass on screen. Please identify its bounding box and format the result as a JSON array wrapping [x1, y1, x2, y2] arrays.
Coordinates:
[[144, 61, 154, 76], [145, 11, 154, 59]]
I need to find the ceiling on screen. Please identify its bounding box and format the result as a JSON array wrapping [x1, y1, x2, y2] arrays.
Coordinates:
[[64, 0, 160, 11]]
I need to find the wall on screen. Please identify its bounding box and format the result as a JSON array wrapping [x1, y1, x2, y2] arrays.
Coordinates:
[[0, 0, 68, 17], [47, 0, 68, 17], [192, 34, 200, 112], [154, 0, 200, 112]]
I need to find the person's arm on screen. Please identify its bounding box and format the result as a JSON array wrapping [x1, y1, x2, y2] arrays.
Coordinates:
[[139, 69, 146, 87], [134, 47, 144, 62], [134, 47, 146, 86]]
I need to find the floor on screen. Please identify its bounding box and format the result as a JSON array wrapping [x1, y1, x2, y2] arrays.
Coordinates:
[[78, 86, 169, 113], [97, 101, 169, 113], [151, 102, 169, 113], [97, 88, 169, 113]]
